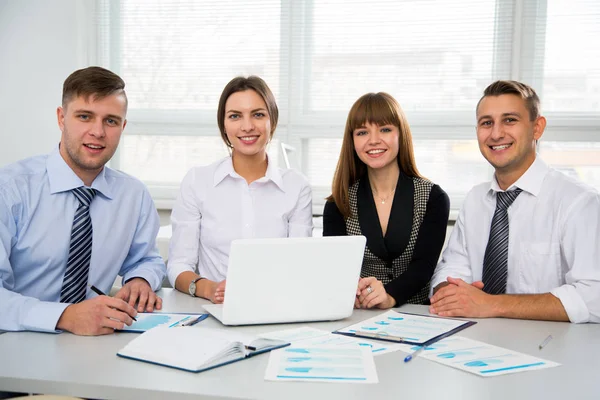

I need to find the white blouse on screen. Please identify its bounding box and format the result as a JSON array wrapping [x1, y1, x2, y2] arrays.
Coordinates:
[[167, 156, 313, 285]]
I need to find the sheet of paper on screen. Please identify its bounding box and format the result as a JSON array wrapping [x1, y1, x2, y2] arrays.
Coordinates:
[[265, 345, 378, 383], [397, 336, 560, 377], [119, 313, 206, 332], [336, 310, 469, 344], [260, 327, 403, 356]]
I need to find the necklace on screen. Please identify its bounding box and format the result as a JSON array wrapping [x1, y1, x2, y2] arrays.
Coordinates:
[[372, 186, 396, 205]]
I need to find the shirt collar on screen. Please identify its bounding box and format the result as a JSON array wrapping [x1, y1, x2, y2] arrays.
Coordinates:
[[488, 155, 549, 198], [213, 155, 285, 192], [46, 146, 113, 199]]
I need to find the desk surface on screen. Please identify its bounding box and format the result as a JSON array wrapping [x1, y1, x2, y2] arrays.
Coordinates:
[[1, 289, 598, 400]]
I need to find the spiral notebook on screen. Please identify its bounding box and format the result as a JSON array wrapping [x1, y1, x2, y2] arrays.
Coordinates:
[[117, 326, 289, 373]]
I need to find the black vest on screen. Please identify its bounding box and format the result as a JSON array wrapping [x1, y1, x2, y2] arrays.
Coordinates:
[[346, 175, 433, 304]]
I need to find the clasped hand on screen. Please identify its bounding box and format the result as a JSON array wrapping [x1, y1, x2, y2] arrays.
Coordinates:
[[355, 277, 396, 309], [429, 277, 496, 317]]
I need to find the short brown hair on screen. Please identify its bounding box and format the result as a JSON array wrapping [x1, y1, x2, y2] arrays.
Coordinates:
[[217, 76, 279, 148], [62, 66, 127, 109], [477, 80, 540, 121], [328, 92, 422, 218]]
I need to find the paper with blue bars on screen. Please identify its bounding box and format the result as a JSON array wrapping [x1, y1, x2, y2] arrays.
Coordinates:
[[265, 345, 378, 383], [395, 336, 560, 376]]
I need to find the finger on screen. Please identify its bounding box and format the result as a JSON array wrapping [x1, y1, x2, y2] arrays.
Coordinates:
[[472, 281, 485, 290], [137, 289, 149, 312], [145, 292, 156, 312], [155, 296, 163, 310], [357, 277, 376, 291], [365, 293, 385, 309], [447, 277, 467, 287], [102, 316, 127, 331], [430, 296, 459, 313], [105, 308, 134, 327], [430, 285, 457, 304], [128, 285, 140, 308], [97, 327, 117, 336], [354, 297, 361, 309], [114, 286, 129, 301], [360, 291, 378, 308], [437, 307, 467, 317], [105, 297, 138, 318]]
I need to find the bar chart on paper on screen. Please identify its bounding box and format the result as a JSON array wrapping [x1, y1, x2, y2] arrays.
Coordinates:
[[264, 345, 378, 383]]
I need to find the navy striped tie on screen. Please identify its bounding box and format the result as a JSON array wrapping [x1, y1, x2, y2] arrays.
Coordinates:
[[60, 187, 97, 304], [482, 189, 522, 295]]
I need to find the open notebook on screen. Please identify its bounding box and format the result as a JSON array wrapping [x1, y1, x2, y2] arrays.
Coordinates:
[[117, 326, 289, 373]]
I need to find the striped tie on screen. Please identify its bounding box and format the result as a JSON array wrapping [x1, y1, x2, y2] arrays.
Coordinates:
[[482, 188, 522, 295], [60, 187, 97, 304]]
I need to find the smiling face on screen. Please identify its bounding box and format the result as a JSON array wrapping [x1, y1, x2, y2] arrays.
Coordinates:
[[476, 94, 545, 183], [57, 93, 127, 186], [223, 90, 271, 159], [353, 122, 400, 172]]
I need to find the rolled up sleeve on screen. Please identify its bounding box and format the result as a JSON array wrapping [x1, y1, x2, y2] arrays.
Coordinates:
[[552, 192, 600, 323]]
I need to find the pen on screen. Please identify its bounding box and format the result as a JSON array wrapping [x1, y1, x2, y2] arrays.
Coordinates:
[[354, 331, 406, 342], [89, 285, 137, 321], [539, 334, 553, 350], [182, 315, 208, 327], [404, 346, 425, 363], [169, 316, 191, 328]]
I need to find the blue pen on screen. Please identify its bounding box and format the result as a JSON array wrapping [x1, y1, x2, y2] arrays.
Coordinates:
[[168, 316, 191, 328], [404, 346, 425, 363], [182, 314, 208, 327]]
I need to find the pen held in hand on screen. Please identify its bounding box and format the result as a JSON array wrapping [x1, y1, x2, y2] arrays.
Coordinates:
[[89, 285, 137, 321], [404, 346, 425, 363]]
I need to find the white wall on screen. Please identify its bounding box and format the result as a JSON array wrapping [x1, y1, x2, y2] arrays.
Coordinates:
[[0, 0, 93, 167]]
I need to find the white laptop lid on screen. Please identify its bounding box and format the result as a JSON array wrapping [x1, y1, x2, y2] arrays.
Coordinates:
[[203, 236, 366, 325]]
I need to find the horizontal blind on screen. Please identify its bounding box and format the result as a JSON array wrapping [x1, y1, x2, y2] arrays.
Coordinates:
[[96, 0, 600, 209]]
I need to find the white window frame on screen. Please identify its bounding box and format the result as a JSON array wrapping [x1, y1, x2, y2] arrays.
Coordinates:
[[88, 0, 599, 214]]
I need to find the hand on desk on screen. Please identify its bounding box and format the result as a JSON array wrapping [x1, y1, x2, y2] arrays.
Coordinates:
[[355, 277, 396, 309], [429, 277, 494, 317], [210, 280, 226, 304], [56, 296, 137, 335], [115, 277, 163, 312]]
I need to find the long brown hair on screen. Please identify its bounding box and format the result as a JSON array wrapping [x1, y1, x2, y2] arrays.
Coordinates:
[[328, 92, 422, 218]]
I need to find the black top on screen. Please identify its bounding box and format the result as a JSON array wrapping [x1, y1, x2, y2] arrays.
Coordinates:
[[323, 178, 450, 306]]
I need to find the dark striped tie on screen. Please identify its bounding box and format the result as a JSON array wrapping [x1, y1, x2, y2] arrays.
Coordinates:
[[482, 188, 522, 295], [60, 187, 97, 304]]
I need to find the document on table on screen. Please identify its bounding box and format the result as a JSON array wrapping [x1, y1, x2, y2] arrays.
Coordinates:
[[265, 345, 378, 383], [260, 326, 403, 356], [334, 310, 475, 345], [396, 336, 560, 377], [119, 313, 208, 332]]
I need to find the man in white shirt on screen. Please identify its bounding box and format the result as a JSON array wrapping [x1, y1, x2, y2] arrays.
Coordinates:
[[429, 80, 600, 323]]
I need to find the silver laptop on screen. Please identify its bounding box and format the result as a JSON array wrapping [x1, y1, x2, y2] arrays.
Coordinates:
[[203, 236, 366, 325]]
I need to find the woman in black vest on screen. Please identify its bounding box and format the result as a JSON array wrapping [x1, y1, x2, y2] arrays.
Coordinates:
[[323, 92, 449, 309]]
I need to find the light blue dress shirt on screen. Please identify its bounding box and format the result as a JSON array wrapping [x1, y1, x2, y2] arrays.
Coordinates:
[[0, 147, 166, 333]]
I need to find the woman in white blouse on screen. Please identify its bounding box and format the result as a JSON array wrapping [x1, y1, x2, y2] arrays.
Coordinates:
[[167, 76, 313, 303]]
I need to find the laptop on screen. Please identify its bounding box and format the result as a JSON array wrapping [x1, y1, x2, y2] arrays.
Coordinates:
[[203, 236, 366, 325]]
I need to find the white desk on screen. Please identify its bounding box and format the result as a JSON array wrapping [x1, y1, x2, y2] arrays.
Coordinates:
[[0, 289, 598, 400]]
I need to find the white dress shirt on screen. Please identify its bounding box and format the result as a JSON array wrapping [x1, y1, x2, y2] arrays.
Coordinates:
[[167, 156, 313, 285], [431, 157, 600, 323]]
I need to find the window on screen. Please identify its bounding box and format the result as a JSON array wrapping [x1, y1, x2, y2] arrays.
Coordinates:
[[97, 0, 600, 213]]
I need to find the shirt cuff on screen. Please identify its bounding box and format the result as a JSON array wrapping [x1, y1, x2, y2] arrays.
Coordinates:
[[167, 262, 195, 288], [22, 301, 70, 333], [550, 285, 591, 323]]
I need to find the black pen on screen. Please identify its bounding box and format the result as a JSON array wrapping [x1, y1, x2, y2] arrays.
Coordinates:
[[90, 285, 137, 321]]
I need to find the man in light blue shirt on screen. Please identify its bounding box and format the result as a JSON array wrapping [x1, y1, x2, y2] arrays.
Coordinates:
[[0, 66, 166, 335]]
